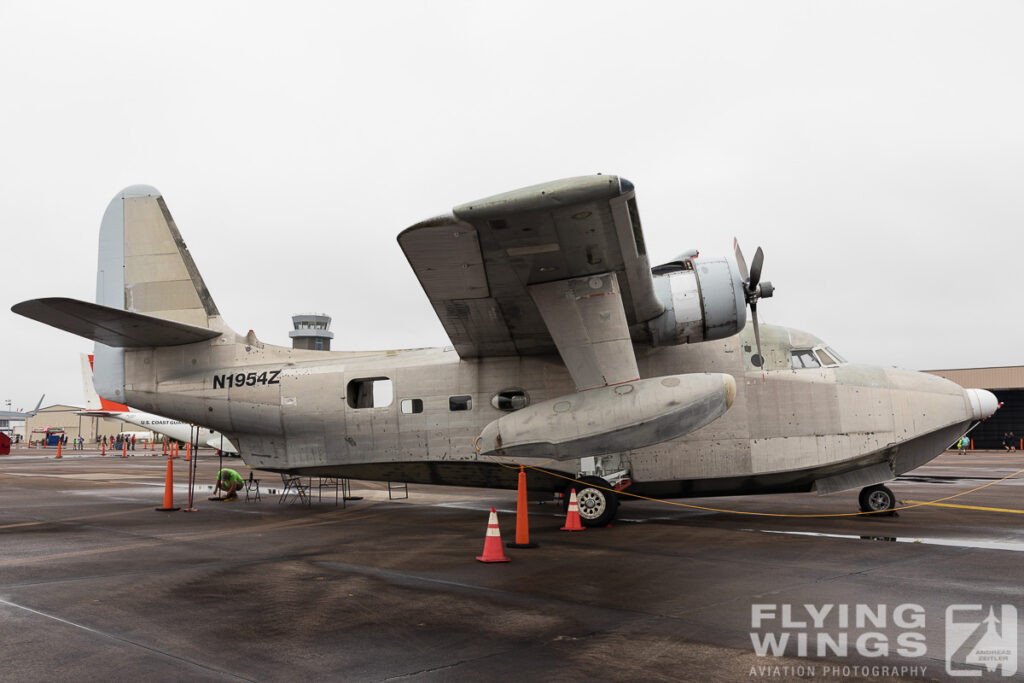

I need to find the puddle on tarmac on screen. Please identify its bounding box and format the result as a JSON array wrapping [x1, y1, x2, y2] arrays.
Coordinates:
[[747, 529, 1024, 553]]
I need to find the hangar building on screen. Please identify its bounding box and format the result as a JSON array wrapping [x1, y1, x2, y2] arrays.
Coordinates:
[[925, 366, 1023, 449]]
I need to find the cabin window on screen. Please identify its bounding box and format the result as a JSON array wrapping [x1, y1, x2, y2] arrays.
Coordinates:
[[346, 377, 393, 409], [401, 398, 423, 414], [791, 350, 821, 369], [449, 395, 472, 411], [491, 389, 529, 411]]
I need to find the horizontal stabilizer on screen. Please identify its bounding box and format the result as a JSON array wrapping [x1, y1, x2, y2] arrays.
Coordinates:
[[12, 297, 221, 348]]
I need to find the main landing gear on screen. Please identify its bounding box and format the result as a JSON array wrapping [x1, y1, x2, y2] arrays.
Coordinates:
[[858, 484, 897, 516], [566, 476, 620, 527]]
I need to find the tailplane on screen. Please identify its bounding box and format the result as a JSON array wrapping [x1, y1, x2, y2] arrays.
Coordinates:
[[12, 186, 235, 403]]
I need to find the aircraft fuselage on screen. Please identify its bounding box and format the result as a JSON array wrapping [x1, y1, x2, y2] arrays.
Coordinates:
[[121, 320, 977, 498]]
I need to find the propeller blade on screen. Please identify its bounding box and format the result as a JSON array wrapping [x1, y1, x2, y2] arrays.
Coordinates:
[[751, 302, 762, 363], [733, 237, 749, 281], [749, 247, 764, 289]]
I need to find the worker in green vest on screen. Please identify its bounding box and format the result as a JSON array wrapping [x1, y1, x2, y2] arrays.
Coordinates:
[[214, 468, 245, 501]]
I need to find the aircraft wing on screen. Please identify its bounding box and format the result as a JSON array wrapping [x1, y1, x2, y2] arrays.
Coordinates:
[[399, 175, 663, 390], [0, 395, 45, 419]]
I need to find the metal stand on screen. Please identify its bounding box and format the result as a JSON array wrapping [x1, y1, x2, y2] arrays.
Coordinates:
[[388, 481, 408, 500], [183, 424, 199, 512], [341, 478, 362, 501]]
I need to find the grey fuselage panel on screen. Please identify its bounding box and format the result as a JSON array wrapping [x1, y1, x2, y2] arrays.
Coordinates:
[[121, 322, 975, 497]]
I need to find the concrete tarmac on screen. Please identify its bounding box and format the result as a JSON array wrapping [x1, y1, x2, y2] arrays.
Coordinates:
[[1, 445, 1022, 681]]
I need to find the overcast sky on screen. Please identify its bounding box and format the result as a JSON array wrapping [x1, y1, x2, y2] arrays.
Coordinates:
[[2, 1, 1022, 411]]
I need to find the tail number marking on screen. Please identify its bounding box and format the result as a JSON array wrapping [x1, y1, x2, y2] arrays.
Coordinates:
[[212, 370, 281, 389]]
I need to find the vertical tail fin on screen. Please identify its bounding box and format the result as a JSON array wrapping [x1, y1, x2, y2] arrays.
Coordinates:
[[95, 186, 232, 400], [97, 185, 221, 326], [80, 354, 128, 412]]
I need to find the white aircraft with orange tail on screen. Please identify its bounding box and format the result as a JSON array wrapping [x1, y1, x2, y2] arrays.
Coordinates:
[[78, 354, 237, 454]]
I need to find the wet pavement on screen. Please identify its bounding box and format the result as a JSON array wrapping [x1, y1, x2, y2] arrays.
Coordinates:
[[1, 446, 1022, 681]]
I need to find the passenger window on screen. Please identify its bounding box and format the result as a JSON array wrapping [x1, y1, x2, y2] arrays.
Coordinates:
[[401, 398, 423, 414], [449, 395, 472, 411], [491, 389, 529, 411], [791, 350, 821, 369], [815, 349, 837, 366], [346, 377, 393, 408]]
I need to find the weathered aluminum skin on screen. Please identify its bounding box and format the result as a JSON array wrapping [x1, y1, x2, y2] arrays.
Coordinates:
[[119, 317, 979, 497]]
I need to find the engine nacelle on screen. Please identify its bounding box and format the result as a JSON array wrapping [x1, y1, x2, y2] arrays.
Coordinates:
[[647, 255, 746, 346]]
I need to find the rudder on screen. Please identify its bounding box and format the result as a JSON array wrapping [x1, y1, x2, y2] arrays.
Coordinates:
[[97, 185, 220, 325], [95, 186, 230, 402]]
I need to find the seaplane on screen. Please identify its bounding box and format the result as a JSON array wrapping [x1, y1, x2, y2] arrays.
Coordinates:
[[12, 176, 998, 525]]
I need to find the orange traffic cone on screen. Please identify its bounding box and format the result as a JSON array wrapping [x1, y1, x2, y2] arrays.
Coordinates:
[[560, 489, 585, 531], [122, 441, 127, 458], [476, 507, 510, 563], [101, 440, 106, 455], [185, 443, 191, 462], [506, 466, 537, 549], [162, 441, 167, 455], [155, 457, 180, 512], [56, 441, 62, 459]]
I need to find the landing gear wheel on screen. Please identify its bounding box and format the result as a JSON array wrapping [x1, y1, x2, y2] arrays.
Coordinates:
[[567, 476, 619, 527], [859, 484, 896, 515]]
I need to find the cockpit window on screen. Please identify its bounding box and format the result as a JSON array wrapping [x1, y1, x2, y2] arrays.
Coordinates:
[[826, 347, 846, 363], [815, 349, 837, 366], [791, 350, 821, 369]]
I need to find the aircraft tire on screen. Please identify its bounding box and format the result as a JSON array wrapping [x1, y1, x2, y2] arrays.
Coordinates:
[[858, 484, 896, 515], [567, 476, 619, 527]]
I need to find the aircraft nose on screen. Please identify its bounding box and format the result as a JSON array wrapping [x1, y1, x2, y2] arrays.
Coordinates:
[[965, 388, 1000, 420]]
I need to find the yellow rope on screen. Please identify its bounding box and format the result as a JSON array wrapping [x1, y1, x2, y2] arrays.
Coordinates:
[[484, 453, 1024, 518]]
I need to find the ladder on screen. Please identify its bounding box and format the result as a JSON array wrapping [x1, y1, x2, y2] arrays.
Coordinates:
[[387, 481, 408, 500]]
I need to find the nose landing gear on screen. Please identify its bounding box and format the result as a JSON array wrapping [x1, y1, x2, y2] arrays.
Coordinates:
[[859, 484, 897, 516]]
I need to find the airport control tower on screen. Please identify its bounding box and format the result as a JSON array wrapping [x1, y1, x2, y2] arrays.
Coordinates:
[[289, 313, 334, 351]]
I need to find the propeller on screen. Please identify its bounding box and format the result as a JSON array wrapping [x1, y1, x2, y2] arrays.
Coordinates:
[[733, 238, 775, 368]]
